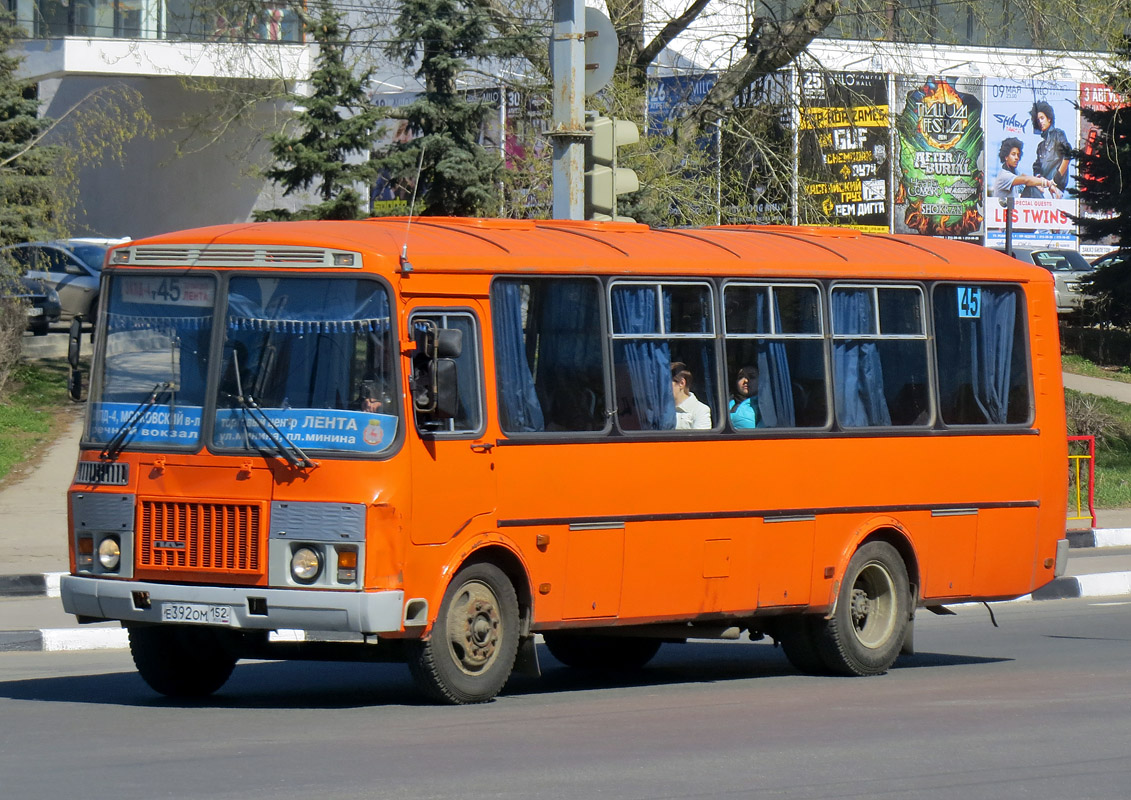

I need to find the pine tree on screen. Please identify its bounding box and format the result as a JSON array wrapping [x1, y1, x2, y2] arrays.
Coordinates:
[[372, 0, 531, 217], [1071, 40, 1131, 325], [255, 2, 381, 221], [0, 9, 63, 247], [1073, 39, 1131, 248]]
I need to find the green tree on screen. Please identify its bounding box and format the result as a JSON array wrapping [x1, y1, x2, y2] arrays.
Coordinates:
[[0, 9, 64, 247], [255, 2, 381, 221], [373, 0, 533, 217], [1074, 39, 1131, 325]]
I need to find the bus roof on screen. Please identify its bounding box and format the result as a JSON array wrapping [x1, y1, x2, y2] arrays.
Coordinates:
[[121, 218, 1048, 284]]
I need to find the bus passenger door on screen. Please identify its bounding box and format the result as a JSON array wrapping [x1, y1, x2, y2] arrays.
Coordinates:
[[407, 308, 496, 545]]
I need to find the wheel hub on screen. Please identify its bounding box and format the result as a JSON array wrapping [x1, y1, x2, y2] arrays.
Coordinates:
[[446, 582, 501, 674]]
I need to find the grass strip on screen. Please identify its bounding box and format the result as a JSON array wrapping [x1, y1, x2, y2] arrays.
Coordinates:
[[0, 359, 80, 485]]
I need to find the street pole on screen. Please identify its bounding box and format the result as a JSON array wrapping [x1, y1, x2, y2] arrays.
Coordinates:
[[550, 0, 586, 220]]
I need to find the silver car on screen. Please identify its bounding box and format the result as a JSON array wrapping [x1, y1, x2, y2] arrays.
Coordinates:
[[0, 238, 127, 323], [1001, 248, 1094, 313]]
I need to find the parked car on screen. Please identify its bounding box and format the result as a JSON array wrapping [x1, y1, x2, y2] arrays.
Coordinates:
[[0, 272, 62, 336], [0, 238, 128, 324], [1091, 250, 1127, 271], [998, 248, 1094, 313]]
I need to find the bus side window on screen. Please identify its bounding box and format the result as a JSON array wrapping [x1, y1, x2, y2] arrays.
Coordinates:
[[831, 285, 930, 428], [723, 282, 827, 429], [410, 310, 483, 434], [491, 277, 607, 434], [610, 281, 718, 432], [932, 284, 1031, 426]]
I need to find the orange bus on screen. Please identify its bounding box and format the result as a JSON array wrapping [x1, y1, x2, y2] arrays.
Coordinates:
[[61, 218, 1069, 704]]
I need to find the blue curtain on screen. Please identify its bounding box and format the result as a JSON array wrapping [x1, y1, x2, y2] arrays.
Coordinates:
[[226, 279, 387, 409], [970, 289, 1017, 424], [612, 286, 675, 430], [492, 282, 544, 432], [833, 289, 891, 427], [754, 291, 796, 427]]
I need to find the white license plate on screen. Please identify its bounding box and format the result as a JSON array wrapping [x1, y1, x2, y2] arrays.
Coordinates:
[[160, 603, 232, 625], [27, 307, 43, 317]]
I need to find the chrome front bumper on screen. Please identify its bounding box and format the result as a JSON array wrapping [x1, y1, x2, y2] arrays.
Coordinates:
[[61, 575, 406, 634]]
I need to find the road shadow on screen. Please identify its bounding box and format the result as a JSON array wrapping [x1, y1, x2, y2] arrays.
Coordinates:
[[0, 640, 1010, 709]]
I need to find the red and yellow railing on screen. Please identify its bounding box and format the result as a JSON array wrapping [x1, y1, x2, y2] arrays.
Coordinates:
[[1067, 435, 1097, 528]]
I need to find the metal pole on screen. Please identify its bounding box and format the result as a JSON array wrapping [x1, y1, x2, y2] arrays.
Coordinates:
[[550, 0, 586, 220]]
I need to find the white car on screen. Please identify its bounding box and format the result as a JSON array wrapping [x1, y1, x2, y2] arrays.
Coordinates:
[[999, 248, 1094, 313]]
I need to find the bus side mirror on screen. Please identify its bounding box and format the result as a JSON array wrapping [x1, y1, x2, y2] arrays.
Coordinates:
[[411, 319, 462, 419], [67, 318, 84, 402]]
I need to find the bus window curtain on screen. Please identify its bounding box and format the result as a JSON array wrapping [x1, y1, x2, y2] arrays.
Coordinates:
[[492, 281, 544, 432], [755, 291, 796, 428], [970, 289, 1016, 424], [612, 286, 675, 430], [833, 289, 890, 427]]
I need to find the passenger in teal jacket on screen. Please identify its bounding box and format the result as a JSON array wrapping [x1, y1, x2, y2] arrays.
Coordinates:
[[728, 365, 758, 429]]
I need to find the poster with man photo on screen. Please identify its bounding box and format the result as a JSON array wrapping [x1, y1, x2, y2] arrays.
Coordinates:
[[984, 78, 1078, 250], [798, 71, 890, 233], [894, 76, 984, 241]]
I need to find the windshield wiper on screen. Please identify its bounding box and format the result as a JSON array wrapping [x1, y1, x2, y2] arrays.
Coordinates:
[[101, 382, 173, 461], [230, 391, 316, 469], [226, 347, 315, 470]]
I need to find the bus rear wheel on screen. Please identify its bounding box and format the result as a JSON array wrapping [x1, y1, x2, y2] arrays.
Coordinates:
[[815, 541, 910, 676], [543, 633, 662, 670], [407, 562, 520, 704], [128, 625, 237, 698]]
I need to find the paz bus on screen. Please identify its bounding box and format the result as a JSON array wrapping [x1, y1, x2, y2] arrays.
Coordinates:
[[61, 218, 1069, 704]]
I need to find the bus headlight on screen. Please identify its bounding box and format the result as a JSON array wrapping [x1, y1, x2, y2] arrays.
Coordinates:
[[97, 536, 121, 570], [290, 546, 322, 583]]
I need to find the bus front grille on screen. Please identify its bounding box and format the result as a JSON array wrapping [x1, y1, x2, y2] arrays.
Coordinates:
[[139, 501, 262, 573]]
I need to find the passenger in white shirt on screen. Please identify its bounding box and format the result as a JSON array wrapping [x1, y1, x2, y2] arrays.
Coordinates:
[[671, 362, 712, 430]]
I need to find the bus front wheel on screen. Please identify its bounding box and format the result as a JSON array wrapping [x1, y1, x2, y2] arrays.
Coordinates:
[[816, 541, 910, 676], [407, 562, 520, 704], [128, 625, 237, 698]]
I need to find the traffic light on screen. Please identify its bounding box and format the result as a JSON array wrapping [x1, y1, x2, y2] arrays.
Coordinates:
[[585, 116, 639, 221]]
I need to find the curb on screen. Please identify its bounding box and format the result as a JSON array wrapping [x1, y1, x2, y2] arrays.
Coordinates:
[[0, 572, 64, 598], [1066, 528, 1131, 549], [0, 628, 128, 652], [1026, 570, 1131, 602]]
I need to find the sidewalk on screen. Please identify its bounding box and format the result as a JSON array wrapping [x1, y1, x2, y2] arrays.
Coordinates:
[[3, 374, 1131, 652]]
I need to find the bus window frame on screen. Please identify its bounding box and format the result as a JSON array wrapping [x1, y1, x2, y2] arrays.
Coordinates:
[[203, 271, 405, 462], [488, 274, 614, 440], [929, 280, 1035, 430], [721, 279, 832, 433], [607, 277, 722, 436], [829, 281, 935, 431], [83, 268, 222, 454], [408, 307, 487, 440]]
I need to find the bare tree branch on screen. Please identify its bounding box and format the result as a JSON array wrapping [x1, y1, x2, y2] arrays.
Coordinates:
[[635, 0, 712, 77], [677, 0, 838, 143]]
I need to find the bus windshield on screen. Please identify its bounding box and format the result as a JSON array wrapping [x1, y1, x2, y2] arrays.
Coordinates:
[[211, 276, 399, 457], [89, 274, 216, 449]]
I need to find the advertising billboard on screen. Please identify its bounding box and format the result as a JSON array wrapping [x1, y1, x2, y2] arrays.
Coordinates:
[[893, 76, 984, 240], [798, 71, 890, 233], [1077, 82, 1125, 258], [984, 78, 1078, 250]]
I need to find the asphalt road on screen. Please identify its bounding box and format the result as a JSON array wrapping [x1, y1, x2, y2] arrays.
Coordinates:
[[1, 597, 1128, 800]]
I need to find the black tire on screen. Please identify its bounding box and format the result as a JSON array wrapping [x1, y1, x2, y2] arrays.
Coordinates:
[[815, 541, 910, 676], [87, 297, 98, 342], [407, 563, 520, 704], [128, 625, 237, 698], [543, 633, 662, 670], [776, 616, 829, 675]]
